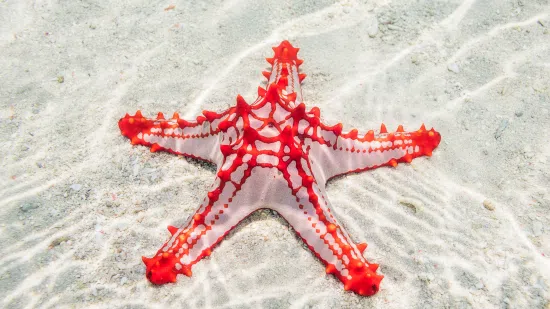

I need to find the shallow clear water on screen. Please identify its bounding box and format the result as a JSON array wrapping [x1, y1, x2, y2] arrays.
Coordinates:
[[1, 1, 549, 308]]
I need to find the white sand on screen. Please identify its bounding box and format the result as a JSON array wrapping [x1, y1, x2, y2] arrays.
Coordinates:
[[1, 0, 549, 308]]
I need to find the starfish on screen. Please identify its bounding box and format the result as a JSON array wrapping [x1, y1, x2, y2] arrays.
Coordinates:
[[118, 40, 441, 296]]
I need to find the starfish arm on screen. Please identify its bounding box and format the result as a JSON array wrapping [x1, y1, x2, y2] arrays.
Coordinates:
[[306, 123, 441, 180], [118, 110, 228, 164], [141, 147, 280, 284], [142, 169, 257, 284], [272, 160, 383, 296]]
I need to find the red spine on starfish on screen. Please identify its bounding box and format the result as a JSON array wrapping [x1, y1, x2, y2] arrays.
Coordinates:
[[118, 40, 441, 296]]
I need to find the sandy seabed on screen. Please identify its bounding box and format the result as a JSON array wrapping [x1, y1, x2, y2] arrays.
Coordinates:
[[1, 0, 549, 308]]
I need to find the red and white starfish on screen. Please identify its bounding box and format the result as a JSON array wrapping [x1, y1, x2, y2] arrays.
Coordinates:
[[118, 41, 441, 296]]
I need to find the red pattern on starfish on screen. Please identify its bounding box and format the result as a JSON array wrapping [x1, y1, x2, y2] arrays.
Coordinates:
[[118, 40, 441, 296]]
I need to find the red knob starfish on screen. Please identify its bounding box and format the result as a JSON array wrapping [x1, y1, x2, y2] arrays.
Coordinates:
[[119, 40, 441, 296]]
